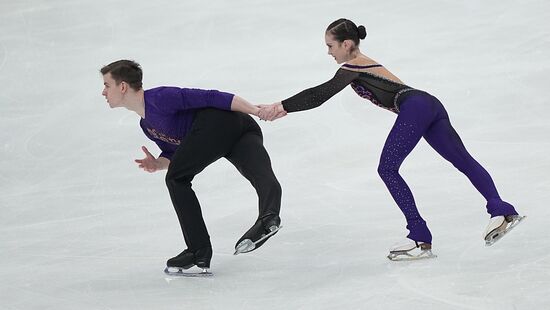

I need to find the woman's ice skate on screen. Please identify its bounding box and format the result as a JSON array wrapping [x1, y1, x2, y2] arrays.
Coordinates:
[[387, 238, 436, 261], [484, 214, 526, 246]]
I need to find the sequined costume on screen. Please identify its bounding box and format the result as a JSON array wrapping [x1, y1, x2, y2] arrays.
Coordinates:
[[282, 64, 518, 243]]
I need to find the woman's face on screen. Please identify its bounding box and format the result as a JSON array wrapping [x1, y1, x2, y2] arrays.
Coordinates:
[[325, 33, 351, 64]]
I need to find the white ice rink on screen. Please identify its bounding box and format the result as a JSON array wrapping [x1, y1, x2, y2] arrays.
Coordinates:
[[1, 0, 549, 309]]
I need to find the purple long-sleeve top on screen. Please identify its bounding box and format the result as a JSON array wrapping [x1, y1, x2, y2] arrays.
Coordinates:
[[139, 87, 234, 159]]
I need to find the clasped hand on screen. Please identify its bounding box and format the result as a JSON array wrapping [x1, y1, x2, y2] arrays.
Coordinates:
[[257, 103, 287, 121]]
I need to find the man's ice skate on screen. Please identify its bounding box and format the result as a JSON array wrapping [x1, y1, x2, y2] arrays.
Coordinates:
[[234, 215, 281, 255], [387, 238, 436, 261], [163, 247, 213, 277], [484, 214, 526, 246]]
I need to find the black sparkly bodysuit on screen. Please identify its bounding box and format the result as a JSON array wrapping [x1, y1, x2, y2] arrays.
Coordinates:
[[282, 64, 415, 113]]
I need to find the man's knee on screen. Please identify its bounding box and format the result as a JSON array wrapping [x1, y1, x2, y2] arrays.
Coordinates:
[[165, 168, 193, 187], [271, 179, 282, 198]]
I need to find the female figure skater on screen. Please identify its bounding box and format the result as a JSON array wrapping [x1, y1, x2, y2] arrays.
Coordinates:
[[100, 60, 282, 275], [258, 19, 524, 260]]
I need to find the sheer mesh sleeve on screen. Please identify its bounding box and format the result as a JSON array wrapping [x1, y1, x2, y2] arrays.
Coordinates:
[[281, 68, 360, 113]]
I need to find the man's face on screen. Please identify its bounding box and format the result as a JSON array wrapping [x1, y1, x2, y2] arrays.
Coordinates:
[[102, 73, 124, 108]]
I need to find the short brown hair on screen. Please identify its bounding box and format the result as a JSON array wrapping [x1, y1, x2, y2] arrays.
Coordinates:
[[100, 60, 143, 91]]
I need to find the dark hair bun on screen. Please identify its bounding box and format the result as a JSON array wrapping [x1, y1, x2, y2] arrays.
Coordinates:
[[357, 25, 367, 39]]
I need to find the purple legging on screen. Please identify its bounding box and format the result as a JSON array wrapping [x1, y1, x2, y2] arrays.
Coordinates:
[[377, 91, 518, 243]]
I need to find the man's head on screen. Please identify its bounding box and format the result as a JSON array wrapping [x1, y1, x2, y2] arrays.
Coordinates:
[[100, 60, 143, 108]]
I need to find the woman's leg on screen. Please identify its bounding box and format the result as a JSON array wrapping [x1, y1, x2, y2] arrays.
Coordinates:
[[378, 96, 437, 243], [422, 99, 518, 217]]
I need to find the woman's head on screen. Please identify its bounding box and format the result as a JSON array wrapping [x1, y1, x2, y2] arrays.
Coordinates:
[[325, 18, 367, 63]]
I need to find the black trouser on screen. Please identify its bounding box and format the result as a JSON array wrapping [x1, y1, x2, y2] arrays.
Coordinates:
[[165, 108, 282, 251]]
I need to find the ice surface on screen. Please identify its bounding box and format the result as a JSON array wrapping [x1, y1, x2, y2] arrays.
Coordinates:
[[1, 0, 549, 309]]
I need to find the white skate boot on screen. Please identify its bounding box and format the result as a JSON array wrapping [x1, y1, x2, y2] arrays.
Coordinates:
[[484, 214, 525, 246], [387, 238, 436, 261]]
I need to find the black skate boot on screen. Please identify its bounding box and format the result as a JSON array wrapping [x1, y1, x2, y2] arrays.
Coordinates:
[[164, 247, 213, 277], [234, 214, 282, 255]]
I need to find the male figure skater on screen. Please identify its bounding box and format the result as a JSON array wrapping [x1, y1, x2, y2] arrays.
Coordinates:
[[100, 60, 282, 276]]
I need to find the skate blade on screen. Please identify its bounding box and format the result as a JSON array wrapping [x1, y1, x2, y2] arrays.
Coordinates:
[[485, 215, 526, 246], [234, 225, 282, 255], [387, 249, 437, 261], [164, 266, 213, 277]]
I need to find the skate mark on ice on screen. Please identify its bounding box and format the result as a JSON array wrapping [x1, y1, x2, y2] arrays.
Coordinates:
[[396, 275, 489, 310]]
